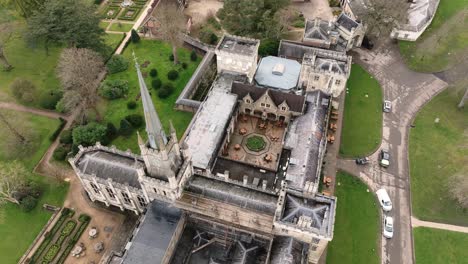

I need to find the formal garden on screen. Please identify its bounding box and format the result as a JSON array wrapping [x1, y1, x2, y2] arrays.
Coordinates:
[[409, 89, 468, 225], [399, 0, 468, 72], [340, 64, 383, 158], [414, 227, 468, 264], [100, 0, 149, 21], [327, 171, 380, 264], [27, 208, 91, 264]]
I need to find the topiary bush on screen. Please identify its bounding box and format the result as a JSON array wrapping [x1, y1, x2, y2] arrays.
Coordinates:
[[190, 50, 197, 61], [59, 130, 73, 144], [125, 114, 143, 127], [99, 79, 129, 99], [127, 101, 137, 109], [149, 68, 158, 77], [167, 70, 179, 80], [131, 29, 140, 43], [151, 78, 162, 89], [181, 62, 188, 69], [10, 78, 37, 103], [107, 55, 129, 74], [157, 83, 174, 99], [20, 195, 38, 212], [119, 119, 133, 136], [39, 90, 63, 110]]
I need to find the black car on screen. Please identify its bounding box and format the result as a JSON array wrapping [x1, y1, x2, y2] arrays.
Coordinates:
[[355, 157, 370, 165]]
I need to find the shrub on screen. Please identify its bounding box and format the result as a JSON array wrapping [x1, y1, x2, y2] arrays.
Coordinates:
[[167, 70, 179, 80], [149, 68, 158, 77], [169, 54, 174, 61], [258, 38, 280, 57], [200, 28, 218, 45], [59, 130, 73, 144], [181, 62, 188, 69], [131, 29, 140, 43], [151, 78, 162, 89], [107, 55, 129, 74], [72, 122, 107, 147], [10, 78, 37, 103], [99, 79, 129, 99], [44, 244, 60, 261], [20, 195, 38, 212], [190, 50, 197, 61], [61, 220, 76, 236], [106, 122, 118, 139], [119, 119, 133, 136], [39, 90, 62, 110], [125, 114, 143, 127], [158, 83, 174, 99], [53, 145, 69, 161], [127, 101, 137, 109], [78, 214, 91, 222], [49, 117, 67, 141]]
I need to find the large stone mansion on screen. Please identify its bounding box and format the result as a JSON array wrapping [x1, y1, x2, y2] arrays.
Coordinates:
[[70, 15, 364, 261]]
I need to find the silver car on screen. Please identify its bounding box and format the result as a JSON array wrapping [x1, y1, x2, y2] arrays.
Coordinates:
[[383, 100, 392, 113]]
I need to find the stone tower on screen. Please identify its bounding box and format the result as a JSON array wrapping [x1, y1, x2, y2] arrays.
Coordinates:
[[133, 53, 182, 186]]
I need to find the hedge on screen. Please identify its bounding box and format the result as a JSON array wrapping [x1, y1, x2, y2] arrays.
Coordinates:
[[49, 117, 66, 141], [118, 6, 142, 21], [43, 244, 60, 262]]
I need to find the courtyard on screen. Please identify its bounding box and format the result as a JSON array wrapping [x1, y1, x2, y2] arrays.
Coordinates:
[[219, 114, 287, 172]]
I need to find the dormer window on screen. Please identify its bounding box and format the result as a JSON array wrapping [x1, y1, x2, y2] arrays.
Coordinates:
[[281, 106, 287, 111], [314, 76, 320, 81], [105, 187, 116, 199], [90, 183, 100, 194], [266, 104, 270, 108], [245, 99, 251, 103], [335, 80, 341, 85], [261, 103, 265, 107]]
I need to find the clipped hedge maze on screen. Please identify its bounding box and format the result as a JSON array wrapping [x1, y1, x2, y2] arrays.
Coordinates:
[[27, 209, 92, 264]]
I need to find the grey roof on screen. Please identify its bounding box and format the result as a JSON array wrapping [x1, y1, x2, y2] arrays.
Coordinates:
[[123, 200, 182, 264], [217, 35, 259, 56], [278, 40, 349, 64], [231, 82, 305, 113], [76, 150, 144, 188], [134, 54, 167, 149], [304, 19, 335, 41], [186, 175, 278, 215], [184, 74, 238, 170], [284, 92, 329, 191], [254, 56, 301, 90], [336, 13, 359, 31], [270, 236, 309, 264], [406, 0, 439, 30]]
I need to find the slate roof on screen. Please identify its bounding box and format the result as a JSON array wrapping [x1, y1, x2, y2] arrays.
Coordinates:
[[270, 236, 309, 264], [123, 200, 182, 264], [336, 13, 359, 31], [231, 82, 305, 113], [76, 150, 144, 188]]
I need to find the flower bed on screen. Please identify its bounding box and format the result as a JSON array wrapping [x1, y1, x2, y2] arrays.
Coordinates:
[[61, 220, 76, 236], [55, 214, 91, 264], [102, 5, 121, 19], [43, 244, 59, 262], [118, 6, 142, 21]]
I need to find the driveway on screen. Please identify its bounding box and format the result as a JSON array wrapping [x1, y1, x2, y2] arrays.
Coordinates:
[[338, 42, 447, 264]]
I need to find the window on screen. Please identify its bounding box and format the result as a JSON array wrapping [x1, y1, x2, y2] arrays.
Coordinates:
[[281, 106, 286, 111], [153, 188, 158, 193], [245, 99, 251, 103], [105, 187, 115, 199], [121, 192, 131, 204], [137, 196, 146, 207], [335, 80, 341, 85], [261, 103, 265, 107], [90, 183, 100, 194], [266, 104, 270, 108], [163, 190, 167, 196], [314, 76, 320, 81]]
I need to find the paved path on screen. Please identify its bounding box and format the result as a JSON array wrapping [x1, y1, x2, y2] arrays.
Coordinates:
[[0, 102, 67, 119], [338, 42, 448, 264], [411, 217, 468, 233]]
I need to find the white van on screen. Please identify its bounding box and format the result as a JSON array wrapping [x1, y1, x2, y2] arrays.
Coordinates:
[[376, 189, 392, 212]]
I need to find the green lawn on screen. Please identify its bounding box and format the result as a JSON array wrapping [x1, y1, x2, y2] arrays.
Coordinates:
[[409, 90, 468, 225], [340, 64, 383, 157], [327, 171, 380, 264], [108, 22, 134, 32], [414, 227, 468, 264], [399, 0, 468, 72], [101, 39, 201, 152], [99, 21, 110, 30], [0, 110, 69, 263]]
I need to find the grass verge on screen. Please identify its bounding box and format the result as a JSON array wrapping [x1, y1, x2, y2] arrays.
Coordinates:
[[414, 227, 468, 264]]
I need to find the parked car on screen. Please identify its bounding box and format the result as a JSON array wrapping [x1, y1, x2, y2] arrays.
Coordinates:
[[380, 149, 390, 167], [355, 157, 370, 165], [383, 100, 392, 113], [383, 215, 394, 239], [376, 188, 393, 212]]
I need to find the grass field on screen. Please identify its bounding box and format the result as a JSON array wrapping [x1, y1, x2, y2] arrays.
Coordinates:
[[340, 64, 383, 158], [0, 110, 69, 263], [327, 171, 380, 264], [99, 21, 110, 30], [409, 89, 468, 225], [108, 22, 134, 32], [399, 0, 468, 72], [414, 227, 468, 264], [101, 40, 201, 152]]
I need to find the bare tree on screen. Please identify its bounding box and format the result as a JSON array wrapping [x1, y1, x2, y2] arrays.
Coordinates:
[[56, 47, 105, 122], [0, 22, 16, 71], [0, 111, 26, 143], [447, 171, 468, 209], [0, 161, 27, 205], [153, 0, 186, 64]]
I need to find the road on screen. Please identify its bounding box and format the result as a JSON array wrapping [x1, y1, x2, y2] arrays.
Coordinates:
[[338, 42, 447, 264]]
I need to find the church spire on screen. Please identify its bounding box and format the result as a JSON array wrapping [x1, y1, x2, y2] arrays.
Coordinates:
[[133, 51, 167, 149]]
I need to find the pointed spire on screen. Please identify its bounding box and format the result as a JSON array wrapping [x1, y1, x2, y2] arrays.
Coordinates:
[[133, 51, 167, 150]]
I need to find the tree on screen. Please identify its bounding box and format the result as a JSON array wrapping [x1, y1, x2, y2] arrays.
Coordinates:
[[119, 119, 133, 136], [0, 161, 28, 205], [0, 111, 26, 144], [10, 78, 37, 103], [131, 29, 140, 43], [153, 0, 186, 64], [447, 171, 468, 209], [72, 122, 107, 147], [56, 48, 105, 122], [26, 0, 106, 55], [0, 22, 16, 71]]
